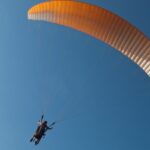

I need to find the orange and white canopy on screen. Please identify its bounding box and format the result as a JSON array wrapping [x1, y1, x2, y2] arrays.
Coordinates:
[[28, 0, 150, 76]]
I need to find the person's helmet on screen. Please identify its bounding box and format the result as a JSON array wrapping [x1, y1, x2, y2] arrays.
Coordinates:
[[44, 121, 47, 124]]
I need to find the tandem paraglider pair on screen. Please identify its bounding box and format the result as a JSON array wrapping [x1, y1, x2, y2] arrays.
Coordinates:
[[30, 114, 55, 145]]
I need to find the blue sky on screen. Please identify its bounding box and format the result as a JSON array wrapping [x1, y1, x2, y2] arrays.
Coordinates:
[[0, 0, 150, 150]]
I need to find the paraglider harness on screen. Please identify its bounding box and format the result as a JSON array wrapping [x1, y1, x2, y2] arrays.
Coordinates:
[[30, 115, 55, 145]]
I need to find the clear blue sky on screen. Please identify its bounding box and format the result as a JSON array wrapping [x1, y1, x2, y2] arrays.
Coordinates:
[[0, 0, 150, 150]]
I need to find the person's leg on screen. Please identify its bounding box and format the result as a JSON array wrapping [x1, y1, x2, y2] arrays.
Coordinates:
[[30, 136, 35, 142], [35, 140, 39, 145]]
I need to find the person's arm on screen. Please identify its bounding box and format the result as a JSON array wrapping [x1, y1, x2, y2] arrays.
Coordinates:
[[47, 122, 55, 130], [46, 125, 53, 130]]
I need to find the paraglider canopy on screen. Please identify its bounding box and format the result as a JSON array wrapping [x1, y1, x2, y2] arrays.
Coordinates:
[[28, 0, 150, 76]]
